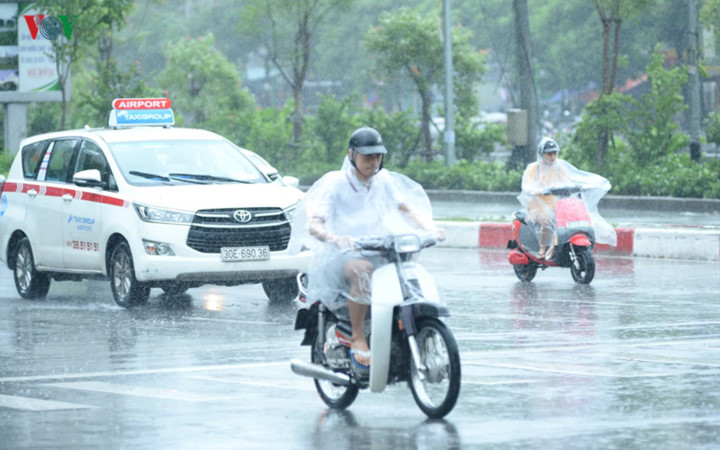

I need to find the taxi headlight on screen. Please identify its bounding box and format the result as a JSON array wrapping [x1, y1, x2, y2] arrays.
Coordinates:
[[283, 203, 299, 223], [133, 202, 194, 225]]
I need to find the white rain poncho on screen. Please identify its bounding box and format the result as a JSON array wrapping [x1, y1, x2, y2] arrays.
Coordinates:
[[518, 155, 617, 247], [288, 156, 434, 315]]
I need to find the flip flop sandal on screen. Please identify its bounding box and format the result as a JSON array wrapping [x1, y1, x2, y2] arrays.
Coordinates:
[[349, 349, 371, 379]]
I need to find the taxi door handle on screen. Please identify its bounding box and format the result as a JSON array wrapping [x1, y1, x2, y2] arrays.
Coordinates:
[[62, 193, 73, 202], [27, 189, 38, 198]]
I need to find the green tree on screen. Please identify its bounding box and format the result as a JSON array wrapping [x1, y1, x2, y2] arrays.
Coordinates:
[[75, 60, 156, 127], [567, 50, 689, 174], [700, 0, 720, 50], [365, 7, 485, 162], [156, 34, 255, 128], [583, 0, 654, 166], [240, 0, 352, 145], [313, 94, 359, 165], [621, 50, 689, 166]]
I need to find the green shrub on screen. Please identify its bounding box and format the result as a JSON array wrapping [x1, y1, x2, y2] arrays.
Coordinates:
[[705, 111, 720, 147], [1, 150, 13, 176], [604, 149, 720, 198], [397, 160, 522, 192]]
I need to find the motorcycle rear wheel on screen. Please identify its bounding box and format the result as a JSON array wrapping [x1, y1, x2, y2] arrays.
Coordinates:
[[409, 318, 461, 419], [312, 319, 359, 410], [570, 247, 595, 284], [513, 263, 537, 282]]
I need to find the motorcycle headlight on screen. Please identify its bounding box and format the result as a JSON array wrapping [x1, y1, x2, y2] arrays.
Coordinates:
[[394, 234, 422, 254], [133, 202, 194, 225]]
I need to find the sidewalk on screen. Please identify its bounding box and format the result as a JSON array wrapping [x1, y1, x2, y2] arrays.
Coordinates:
[[428, 190, 720, 260], [437, 221, 720, 261]]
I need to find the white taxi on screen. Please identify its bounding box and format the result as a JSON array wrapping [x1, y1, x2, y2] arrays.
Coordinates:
[[0, 98, 310, 307]]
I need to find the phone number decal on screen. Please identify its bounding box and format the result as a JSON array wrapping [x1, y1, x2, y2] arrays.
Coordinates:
[[66, 240, 100, 252]]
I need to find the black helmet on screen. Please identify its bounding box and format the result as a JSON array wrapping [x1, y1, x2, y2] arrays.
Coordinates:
[[348, 126, 387, 155], [537, 137, 560, 155]]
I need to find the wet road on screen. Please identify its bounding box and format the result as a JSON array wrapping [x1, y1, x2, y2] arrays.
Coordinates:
[[1, 249, 720, 449]]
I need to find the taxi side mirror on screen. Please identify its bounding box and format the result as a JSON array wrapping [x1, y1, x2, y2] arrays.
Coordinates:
[[283, 176, 299, 188], [73, 169, 106, 189]]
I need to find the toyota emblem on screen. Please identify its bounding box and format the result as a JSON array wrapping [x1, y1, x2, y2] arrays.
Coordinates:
[[233, 209, 252, 223]]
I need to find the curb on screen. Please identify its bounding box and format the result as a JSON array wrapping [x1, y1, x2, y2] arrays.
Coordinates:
[[426, 190, 720, 215], [438, 221, 720, 261]]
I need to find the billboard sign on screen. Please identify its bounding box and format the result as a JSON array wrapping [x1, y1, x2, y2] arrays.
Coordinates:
[[0, 1, 67, 102]]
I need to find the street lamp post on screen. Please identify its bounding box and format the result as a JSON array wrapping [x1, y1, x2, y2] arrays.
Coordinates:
[[443, 0, 456, 166]]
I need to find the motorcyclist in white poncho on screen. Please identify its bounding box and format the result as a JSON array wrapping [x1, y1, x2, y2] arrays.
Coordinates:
[[519, 137, 617, 259], [288, 126, 444, 370]]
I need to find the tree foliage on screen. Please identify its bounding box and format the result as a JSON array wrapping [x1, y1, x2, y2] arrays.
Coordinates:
[[157, 34, 255, 128], [364, 7, 485, 162], [240, 0, 352, 144]]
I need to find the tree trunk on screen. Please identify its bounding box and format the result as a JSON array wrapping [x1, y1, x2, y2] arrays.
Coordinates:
[[292, 83, 303, 145], [420, 87, 433, 162], [513, 0, 537, 166], [595, 0, 622, 167]]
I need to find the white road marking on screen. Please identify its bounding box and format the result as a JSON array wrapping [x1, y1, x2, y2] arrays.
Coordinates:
[[0, 393, 95, 411], [0, 361, 288, 383], [43, 381, 235, 402], [186, 375, 315, 391], [465, 361, 672, 378], [616, 355, 720, 368], [462, 379, 539, 386], [188, 317, 283, 326]]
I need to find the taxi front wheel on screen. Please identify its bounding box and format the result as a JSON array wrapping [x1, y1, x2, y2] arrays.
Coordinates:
[[262, 276, 298, 304], [13, 237, 51, 299], [109, 242, 150, 308]]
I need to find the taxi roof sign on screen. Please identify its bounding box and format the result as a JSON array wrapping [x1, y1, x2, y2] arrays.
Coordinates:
[[112, 98, 172, 110], [109, 98, 175, 128]]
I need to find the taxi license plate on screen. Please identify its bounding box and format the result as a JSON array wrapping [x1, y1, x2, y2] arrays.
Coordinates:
[[221, 246, 270, 262]]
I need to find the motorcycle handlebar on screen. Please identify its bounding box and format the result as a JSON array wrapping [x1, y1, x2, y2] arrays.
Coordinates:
[[354, 234, 437, 252], [541, 185, 583, 197]]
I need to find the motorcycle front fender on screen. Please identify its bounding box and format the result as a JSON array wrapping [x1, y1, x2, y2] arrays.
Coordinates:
[[369, 262, 440, 393], [569, 234, 592, 247], [370, 264, 402, 393]]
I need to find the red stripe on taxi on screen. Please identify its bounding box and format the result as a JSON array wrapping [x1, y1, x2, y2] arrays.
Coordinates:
[[3, 181, 126, 207]]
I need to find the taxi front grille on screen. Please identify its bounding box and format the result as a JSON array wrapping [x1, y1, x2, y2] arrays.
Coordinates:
[[186, 207, 291, 253]]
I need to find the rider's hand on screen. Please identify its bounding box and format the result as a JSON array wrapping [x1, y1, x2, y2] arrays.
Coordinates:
[[432, 227, 446, 242], [333, 235, 356, 251]]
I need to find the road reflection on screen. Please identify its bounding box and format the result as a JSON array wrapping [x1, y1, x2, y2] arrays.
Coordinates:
[[510, 283, 597, 336], [311, 409, 461, 449]]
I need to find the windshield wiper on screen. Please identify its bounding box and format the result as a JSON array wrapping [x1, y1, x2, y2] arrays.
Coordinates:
[[128, 171, 171, 182], [168, 173, 253, 184]]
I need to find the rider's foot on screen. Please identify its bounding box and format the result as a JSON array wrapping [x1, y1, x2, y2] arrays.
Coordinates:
[[350, 339, 371, 367], [546, 245, 556, 260], [537, 246, 547, 259]]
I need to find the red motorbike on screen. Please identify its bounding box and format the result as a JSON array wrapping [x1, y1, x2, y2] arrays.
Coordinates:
[[507, 186, 596, 284]]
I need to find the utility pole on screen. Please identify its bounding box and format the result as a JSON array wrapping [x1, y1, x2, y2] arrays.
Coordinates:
[[443, 0, 456, 165], [688, 0, 702, 162]]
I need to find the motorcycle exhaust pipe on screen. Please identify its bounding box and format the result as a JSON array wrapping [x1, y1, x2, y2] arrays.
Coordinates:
[[290, 359, 350, 386]]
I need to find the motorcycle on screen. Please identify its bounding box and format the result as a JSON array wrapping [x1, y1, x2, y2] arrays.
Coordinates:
[[290, 233, 461, 419], [507, 185, 596, 284]]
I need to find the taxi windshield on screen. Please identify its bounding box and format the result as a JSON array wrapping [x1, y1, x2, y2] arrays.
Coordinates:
[[108, 139, 267, 186]]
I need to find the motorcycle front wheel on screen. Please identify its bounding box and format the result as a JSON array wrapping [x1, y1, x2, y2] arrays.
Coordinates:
[[311, 319, 359, 410], [570, 247, 595, 284], [409, 318, 461, 419]]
